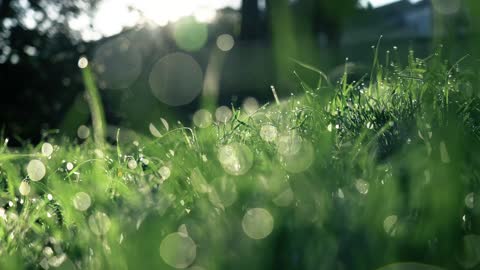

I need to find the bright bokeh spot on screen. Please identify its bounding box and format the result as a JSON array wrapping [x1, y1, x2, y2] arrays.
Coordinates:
[[19, 181, 31, 196], [149, 123, 162, 138], [77, 125, 90, 139], [216, 34, 235, 52], [41, 142, 54, 156], [77, 56, 88, 69], [173, 17, 208, 52], [242, 208, 274, 240], [159, 166, 171, 181], [27, 159, 46, 181], [88, 212, 111, 236], [218, 143, 254, 176], [149, 52, 203, 106], [73, 192, 92, 211], [242, 97, 259, 115], [160, 232, 197, 269], [128, 159, 138, 170], [215, 106, 233, 123], [193, 109, 213, 128]]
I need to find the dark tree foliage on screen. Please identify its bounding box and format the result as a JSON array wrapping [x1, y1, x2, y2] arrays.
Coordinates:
[[0, 0, 98, 144]]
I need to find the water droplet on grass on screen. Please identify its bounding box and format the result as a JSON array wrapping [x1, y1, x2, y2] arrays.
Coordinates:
[[149, 123, 162, 138], [27, 159, 46, 181], [128, 159, 137, 170], [73, 192, 91, 211], [19, 181, 30, 196], [66, 162, 74, 171], [242, 208, 274, 240], [41, 143, 54, 156], [160, 232, 196, 269], [159, 166, 171, 181]]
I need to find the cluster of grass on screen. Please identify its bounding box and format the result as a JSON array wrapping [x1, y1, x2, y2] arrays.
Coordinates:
[[1, 45, 480, 270]]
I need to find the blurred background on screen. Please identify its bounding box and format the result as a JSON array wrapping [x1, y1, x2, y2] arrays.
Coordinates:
[[0, 0, 478, 144]]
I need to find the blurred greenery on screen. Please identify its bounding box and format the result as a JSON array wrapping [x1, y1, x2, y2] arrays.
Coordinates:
[[1, 0, 480, 269], [1, 44, 480, 269]]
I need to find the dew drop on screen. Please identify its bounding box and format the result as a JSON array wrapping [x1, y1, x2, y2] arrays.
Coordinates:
[[19, 181, 31, 196], [73, 192, 91, 211], [128, 159, 138, 170], [41, 143, 54, 157], [149, 123, 162, 138], [78, 56, 88, 69], [158, 166, 171, 181], [27, 159, 46, 181]]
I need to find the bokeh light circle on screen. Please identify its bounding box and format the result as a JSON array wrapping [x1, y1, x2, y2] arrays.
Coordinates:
[[88, 212, 111, 236], [92, 36, 143, 90], [216, 34, 235, 52], [27, 159, 46, 181], [41, 142, 54, 156], [160, 232, 197, 269], [218, 143, 254, 176], [193, 109, 213, 128], [149, 52, 203, 106], [242, 208, 274, 239], [278, 140, 314, 173], [173, 17, 208, 52], [73, 192, 91, 211]]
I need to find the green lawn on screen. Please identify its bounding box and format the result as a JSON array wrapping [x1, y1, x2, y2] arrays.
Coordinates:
[[1, 45, 480, 270]]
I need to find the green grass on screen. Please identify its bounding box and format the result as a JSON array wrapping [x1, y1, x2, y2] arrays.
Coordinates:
[[1, 46, 480, 270]]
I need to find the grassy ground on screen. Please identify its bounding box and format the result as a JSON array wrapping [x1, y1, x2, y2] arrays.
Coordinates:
[[1, 45, 480, 270]]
